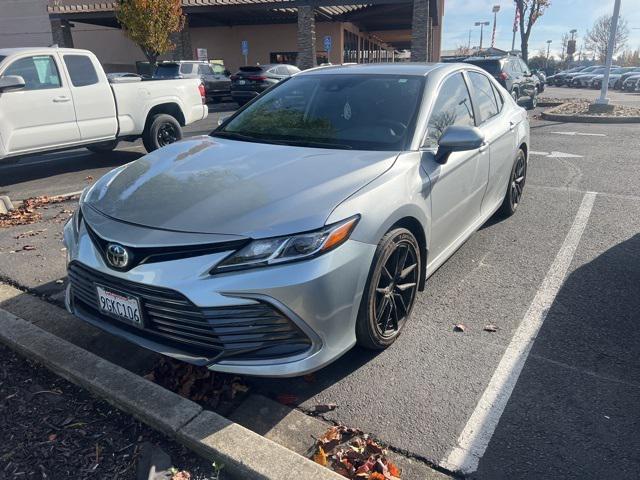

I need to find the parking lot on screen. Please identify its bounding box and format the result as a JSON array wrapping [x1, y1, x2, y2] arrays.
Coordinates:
[[1, 97, 639, 479]]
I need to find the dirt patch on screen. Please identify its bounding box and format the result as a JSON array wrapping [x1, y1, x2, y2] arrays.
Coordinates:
[[549, 100, 640, 117], [0, 344, 225, 479]]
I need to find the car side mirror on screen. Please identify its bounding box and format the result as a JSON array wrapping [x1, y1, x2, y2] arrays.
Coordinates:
[[217, 114, 231, 127], [434, 125, 485, 164], [0, 75, 26, 92]]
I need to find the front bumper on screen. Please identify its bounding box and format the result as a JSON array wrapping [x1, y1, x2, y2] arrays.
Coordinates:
[[63, 217, 375, 377]]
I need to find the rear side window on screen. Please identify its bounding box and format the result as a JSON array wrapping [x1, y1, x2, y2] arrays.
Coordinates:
[[3, 55, 61, 90], [425, 73, 475, 147], [467, 72, 499, 124], [63, 55, 99, 87], [180, 63, 194, 74], [154, 64, 180, 78]]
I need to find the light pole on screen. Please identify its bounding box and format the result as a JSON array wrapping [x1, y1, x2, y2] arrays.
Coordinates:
[[595, 0, 622, 106], [546, 40, 552, 69], [475, 21, 490, 51], [491, 5, 500, 48]]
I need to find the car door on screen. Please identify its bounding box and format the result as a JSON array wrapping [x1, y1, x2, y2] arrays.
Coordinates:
[[519, 59, 536, 98], [0, 53, 79, 155], [62, 53, 117, 141], [467, 72, 518, 215], [420, 71, 489, 261]]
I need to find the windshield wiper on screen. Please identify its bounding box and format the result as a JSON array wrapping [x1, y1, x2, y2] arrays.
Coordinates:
[[211, 131, 285, 145], [276, 139, 353, 150]]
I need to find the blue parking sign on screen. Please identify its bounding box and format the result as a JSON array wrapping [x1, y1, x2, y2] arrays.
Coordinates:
[[323, 35, 332, 53], [241, 40, 249, 56]]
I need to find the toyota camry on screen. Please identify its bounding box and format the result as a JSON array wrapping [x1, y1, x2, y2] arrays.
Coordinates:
[[64, 63, 529, 377]]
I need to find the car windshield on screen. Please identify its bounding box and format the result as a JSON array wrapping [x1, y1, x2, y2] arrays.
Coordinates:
[[154, 64, 180, 78], [213, 74, 425, 151]]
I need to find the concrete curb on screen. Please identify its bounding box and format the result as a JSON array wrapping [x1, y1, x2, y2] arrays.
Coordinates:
[[541, 104, 640, 123], [0, 307, 343, 480]]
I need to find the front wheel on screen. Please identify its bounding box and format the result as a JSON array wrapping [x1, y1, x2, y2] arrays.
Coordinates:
[[499, 149, 527, 217], [525, 91, 538, 110], [142, 114, 183, 152], [356, 228, 421, 350]]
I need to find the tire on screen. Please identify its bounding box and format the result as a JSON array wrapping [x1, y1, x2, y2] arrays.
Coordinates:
[[142, 114, 182, 152], [511, 90, 519, 103], [356, 228, 421, 350], [525, 91, 538, 110], [499, 149, 527, 218], [87, 140, 118, 153]]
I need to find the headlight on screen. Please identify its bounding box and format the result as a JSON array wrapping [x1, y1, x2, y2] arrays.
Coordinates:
[[213, 216, 359, 273]]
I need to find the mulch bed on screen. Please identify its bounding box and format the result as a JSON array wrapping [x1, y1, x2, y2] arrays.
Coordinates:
[[0, 344, 223, 480], [548, 100, 640, 117]]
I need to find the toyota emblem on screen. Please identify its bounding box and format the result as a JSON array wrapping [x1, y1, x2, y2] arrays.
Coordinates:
[[106, 243, 130, 269]]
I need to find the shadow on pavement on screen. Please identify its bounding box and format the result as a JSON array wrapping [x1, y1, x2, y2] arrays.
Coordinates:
[[474, 233, 640, 479]]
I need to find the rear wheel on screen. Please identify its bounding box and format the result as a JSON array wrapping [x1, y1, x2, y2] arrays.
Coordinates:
[[142, 114, 182, 152], [525, 90, 538, 110], [499, 149, 527, 217], [356, 228, 421, 350], [511, 90, 519, 103]]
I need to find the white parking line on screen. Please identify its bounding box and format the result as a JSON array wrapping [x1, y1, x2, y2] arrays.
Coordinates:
[[441, 191, 597, 475], [529, 150, 583, 158], [552, 131, 606, 137]]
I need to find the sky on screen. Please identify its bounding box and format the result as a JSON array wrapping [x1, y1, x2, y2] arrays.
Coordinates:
[[441, 0, 640, 58]]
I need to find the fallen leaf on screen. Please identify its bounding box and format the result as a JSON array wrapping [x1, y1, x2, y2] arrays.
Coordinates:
[[171, 471, 191, 480], [276, 393, 298, 406], [387, 461, 401, 477], [483, 324, 498, 332], [85, 176, 94, 182], [48, 433, 57, 442], [453, 324, 466, 332], [369, 473, 385, 480], [313, 446, 328, 466], [22, 245, 36, 251]]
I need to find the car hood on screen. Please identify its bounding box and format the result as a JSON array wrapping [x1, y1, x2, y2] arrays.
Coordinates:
[[84, 136, 397, 238]]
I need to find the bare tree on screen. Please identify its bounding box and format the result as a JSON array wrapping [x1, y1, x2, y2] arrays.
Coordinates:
[[560, 32, 569, 62], [454, 45, 472, 56], [586, 15, 629, 63], [514, 0, 551, 62]]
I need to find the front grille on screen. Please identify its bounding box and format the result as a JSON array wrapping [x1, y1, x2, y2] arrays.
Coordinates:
[[68, 262, 312, 361]]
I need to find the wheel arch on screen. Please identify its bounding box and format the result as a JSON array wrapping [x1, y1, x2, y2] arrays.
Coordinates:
[[145, 103, 186, 128]]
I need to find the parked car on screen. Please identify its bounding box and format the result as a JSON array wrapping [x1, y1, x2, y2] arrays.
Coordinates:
[[563, 65, 605, 86], [0, 47, 208, 160], [154, 60, 231, 103], [531, 69, 546, 92], [622, 74, 640, 92], [230, 64, 300, 105], [589, 67, 629, 89], [546, 66, 587, 86], [63, 63, 530, 377], [616, 68, 640, 89], [570, 67, 611, 87], [463, 55, 538, 109]]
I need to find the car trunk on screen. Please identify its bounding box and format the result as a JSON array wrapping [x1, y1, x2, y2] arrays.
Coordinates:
[[231, 66, 269, 91]]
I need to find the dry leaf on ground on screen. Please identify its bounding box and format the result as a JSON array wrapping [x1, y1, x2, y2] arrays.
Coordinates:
[[483, 324, 498, 332], [453, 324, 466, 332]]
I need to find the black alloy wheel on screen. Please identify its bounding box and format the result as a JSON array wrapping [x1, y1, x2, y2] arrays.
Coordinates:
[[356, 228, 421, 349], [499, 149, 527, 217], [157, 123, 178, 147]]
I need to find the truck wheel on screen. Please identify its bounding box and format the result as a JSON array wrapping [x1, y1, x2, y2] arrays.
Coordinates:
[[87, 140, 118, 153], [143, 114, 182, 152]]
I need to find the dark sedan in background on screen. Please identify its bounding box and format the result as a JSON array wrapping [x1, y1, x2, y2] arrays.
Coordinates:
[[154, 60, 232, 103], [230, 64, 300, 105]]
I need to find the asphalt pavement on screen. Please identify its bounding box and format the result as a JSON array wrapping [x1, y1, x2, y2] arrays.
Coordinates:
[[1, 99, 639, 479]]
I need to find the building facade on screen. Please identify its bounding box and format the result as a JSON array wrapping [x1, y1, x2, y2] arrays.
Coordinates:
[[43, 0, 443, 73]]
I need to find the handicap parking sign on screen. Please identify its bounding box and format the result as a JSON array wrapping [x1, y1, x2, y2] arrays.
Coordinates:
[[323, 35, 332, 52], [241, 40, 249, 56]]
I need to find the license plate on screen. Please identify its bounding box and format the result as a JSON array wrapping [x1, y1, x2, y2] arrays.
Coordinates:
[[238, 79, 246, 85], [96, 285, 142, 326]]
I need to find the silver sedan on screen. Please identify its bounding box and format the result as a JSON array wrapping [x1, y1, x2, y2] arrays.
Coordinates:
[[64, 63, 530, 377]]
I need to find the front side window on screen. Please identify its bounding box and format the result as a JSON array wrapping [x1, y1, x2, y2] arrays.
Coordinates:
[[214, 74, 424, 151], [424, 73, 475, 148], [2, 55, 61, 90], [467, 72, 499, 124], [63, 55, 99, 87]]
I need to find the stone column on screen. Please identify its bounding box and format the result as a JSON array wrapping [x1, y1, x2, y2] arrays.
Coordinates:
[[50, 19, 74, 48], [296, 3, 316, 70], [410, 0, 429, 62]]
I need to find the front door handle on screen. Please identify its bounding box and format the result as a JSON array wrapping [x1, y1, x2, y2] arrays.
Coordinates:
[[509, 121, 516, 131], [53, 96, 71, 103], [479, 141, 488, 153]]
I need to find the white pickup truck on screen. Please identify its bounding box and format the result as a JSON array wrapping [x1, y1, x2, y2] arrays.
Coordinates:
[[0, 47, 208, 160]]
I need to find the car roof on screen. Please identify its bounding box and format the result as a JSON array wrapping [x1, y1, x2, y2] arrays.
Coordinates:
[[297, 62, 447, 77], [0, 46, 94, 57]]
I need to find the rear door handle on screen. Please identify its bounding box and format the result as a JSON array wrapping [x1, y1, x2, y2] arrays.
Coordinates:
[[53, 96, 71, 103]]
